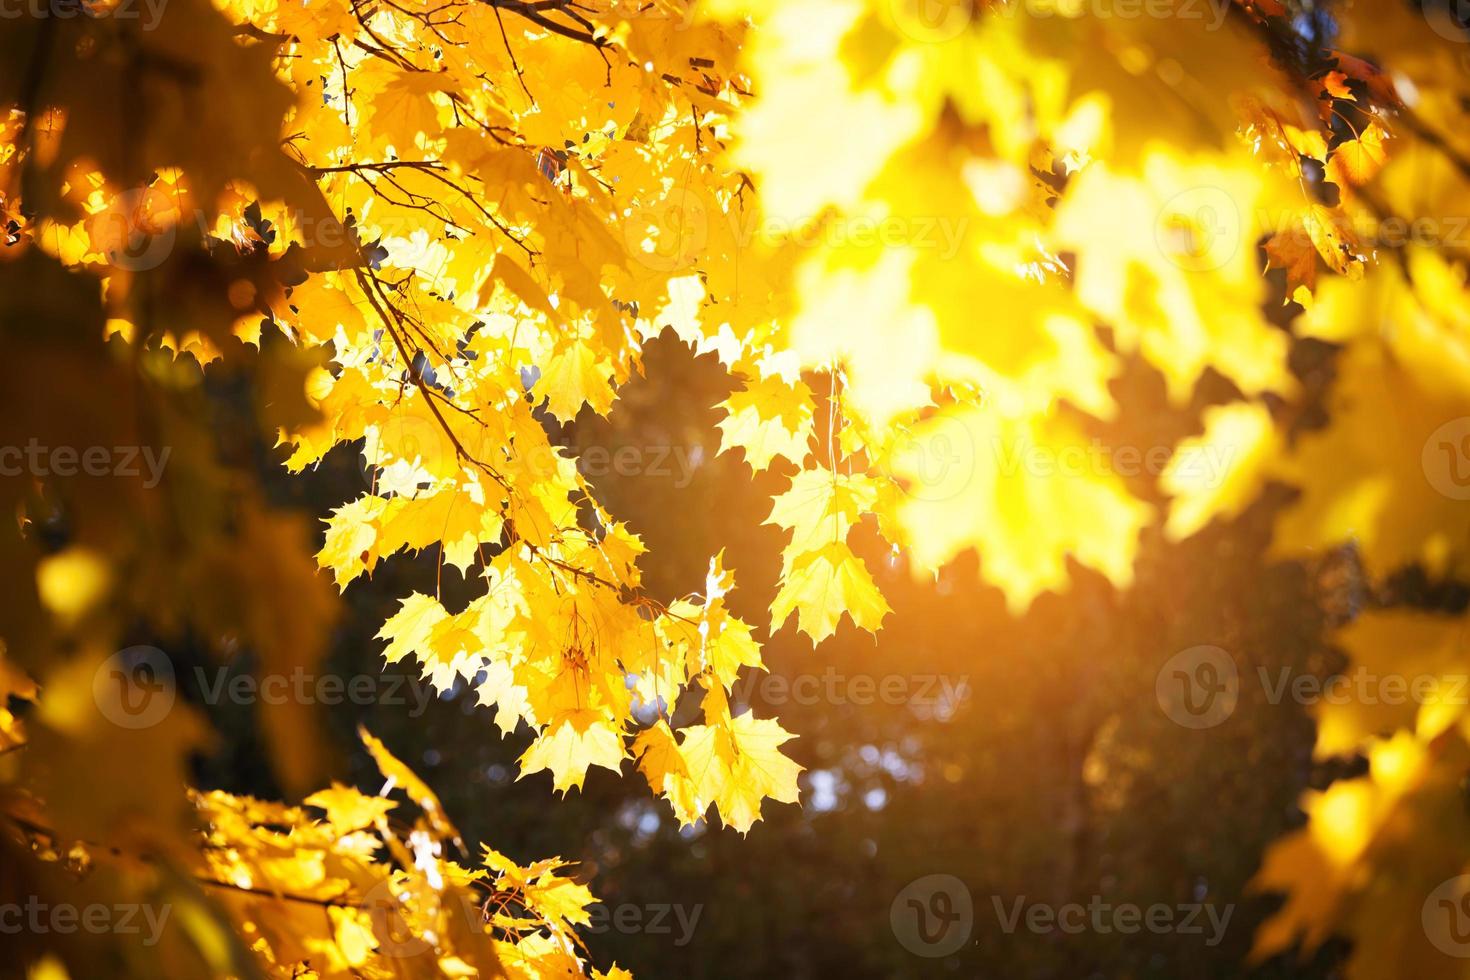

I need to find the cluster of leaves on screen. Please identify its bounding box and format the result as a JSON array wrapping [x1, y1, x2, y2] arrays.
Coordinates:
[[215, 0, 804, 826], [698, 2, 1470, 972], [5, 722, 622, 977], [0, 0, 737, 973], [3, 0, 1470, 975]]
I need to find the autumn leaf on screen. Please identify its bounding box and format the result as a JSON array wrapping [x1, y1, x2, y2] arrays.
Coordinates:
[[7, 0, 1470, 975]]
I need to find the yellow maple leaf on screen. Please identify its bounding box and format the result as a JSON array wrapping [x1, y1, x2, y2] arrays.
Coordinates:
[[770, 541, 891, 643], [518, 711, 627, 794], [1162, 402, 1281, 541], [715, 375, 815, 471]]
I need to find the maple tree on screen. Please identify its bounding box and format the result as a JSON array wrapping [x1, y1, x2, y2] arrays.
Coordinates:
[[1, 0, 1469, 975]]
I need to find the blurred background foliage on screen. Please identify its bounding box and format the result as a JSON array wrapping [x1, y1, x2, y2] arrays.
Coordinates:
[[177, 326, 1367, 978]]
